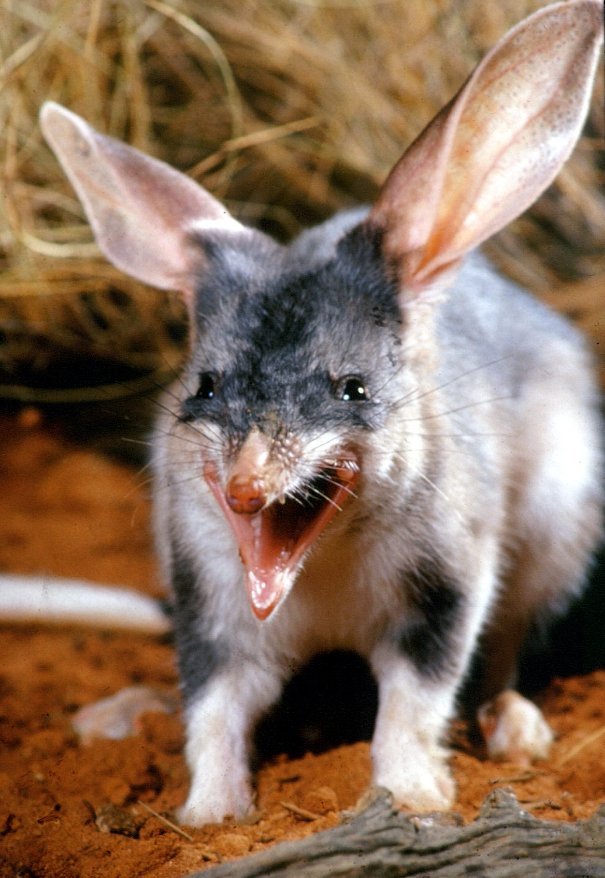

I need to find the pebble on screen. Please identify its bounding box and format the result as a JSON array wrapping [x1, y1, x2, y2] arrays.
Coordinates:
[[303, 785, 339, 815], [214, 832, 251, 858]]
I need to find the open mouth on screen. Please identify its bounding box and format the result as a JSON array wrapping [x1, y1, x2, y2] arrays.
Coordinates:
[[204, 455, 359, 620]]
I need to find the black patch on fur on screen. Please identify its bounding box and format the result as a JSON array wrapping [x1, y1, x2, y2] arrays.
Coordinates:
[[182, 224, 404, 443], [168, 534, 225, 704], [255, 650, 378, 761], [397, 558, 463, 679]]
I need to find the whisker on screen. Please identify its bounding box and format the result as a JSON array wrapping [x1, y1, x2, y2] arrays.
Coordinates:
[[399, 355, 513, 409], [149, 419, 216, 452], [316, 472, 359, 502], [396, 394, 514, 423], [121, 436, 155, 449], [157, 470, 207, 492], [404, 458, 466, 525], [304, 484, 345, 513]]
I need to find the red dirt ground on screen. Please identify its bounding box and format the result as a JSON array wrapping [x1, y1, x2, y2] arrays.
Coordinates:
[[1, 413, 604, 878]]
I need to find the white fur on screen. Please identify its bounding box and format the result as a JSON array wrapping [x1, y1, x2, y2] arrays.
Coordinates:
[[0, 574, 169, 633], [178, 666, 283, 824], [478, 691, 554, 763], [370, 657, 456, 810]]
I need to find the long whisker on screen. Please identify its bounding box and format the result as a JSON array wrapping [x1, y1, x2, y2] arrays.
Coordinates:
[[316, 471, 359, 502], [396, 394, 513, 423], [403, 457, 466, 525], [303, 483, 345, 513], [395, 355, 513, 409]]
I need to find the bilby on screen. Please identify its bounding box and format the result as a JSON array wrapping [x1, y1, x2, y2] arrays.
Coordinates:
[[2, 0, 603, 826]]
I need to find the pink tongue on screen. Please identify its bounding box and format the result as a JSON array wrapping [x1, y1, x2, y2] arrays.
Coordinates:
[[204, 468, 294, 620], [204, 458, 359, 622], [244, 567, 286, 620], [237, 508, 295, 620]]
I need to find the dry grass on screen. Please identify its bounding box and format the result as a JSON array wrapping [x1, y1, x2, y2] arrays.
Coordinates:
[[1, 0, 603, 397]]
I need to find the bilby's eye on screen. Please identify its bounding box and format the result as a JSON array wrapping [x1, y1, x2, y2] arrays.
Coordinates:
[[336, 376, 368, 402], [196, 372, 216, 400]]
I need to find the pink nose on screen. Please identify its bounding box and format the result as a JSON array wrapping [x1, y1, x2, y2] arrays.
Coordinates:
[[226, 475, 266, 514]]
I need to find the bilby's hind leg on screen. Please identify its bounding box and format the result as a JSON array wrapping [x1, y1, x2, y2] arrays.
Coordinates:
[[474, 576, 555, 762], [477, 389, 602, 764], [478, 690, 553, 764], [475, 577, 559, 765]]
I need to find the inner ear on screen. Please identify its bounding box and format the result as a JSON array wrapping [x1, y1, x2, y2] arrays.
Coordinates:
[[40, 102, 245, 297], [368, 0, 603, 295]]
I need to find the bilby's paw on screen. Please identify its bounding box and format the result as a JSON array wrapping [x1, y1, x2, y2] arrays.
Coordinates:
[[478, 690, 554, 764], [177, 758, 254, 827], [373, 745, 454, 812], [72, 685, 177, 743]]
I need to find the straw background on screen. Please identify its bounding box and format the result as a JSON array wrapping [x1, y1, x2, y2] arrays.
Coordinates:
[[1, 0, 603, 399]]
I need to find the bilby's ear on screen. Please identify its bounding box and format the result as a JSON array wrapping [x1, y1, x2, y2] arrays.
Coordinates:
[[40, 102, 245, 297], [368, 0, 603, 296]]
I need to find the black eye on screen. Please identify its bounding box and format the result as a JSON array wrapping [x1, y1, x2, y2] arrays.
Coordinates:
[[196, 372, 216, 400], [337, 376, 368, 402]]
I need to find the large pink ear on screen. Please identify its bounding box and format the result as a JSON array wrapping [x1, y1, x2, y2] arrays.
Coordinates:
[[368, 0, 603, 294], [40, 102, 244, 297]]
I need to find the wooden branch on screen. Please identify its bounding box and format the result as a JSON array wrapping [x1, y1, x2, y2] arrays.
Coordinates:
[[189, 789, 605, 878]]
